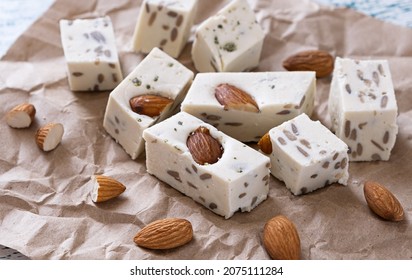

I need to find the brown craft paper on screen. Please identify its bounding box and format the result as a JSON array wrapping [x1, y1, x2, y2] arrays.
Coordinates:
[[1, 0, 411, 260]]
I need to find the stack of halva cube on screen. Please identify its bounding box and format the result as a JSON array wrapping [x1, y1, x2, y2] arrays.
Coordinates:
[[59, 0, 398, 219]]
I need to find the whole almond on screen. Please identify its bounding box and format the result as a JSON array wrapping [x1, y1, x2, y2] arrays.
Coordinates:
[[363, 181, 404, 222], [134, 218, 193, 250], [35, 123, 64, 152], [215, 83, 259, 113], [129, 94, 173, 117], [187, 126, 223, 165], [91, 175, 126, 203], [6, 103, 36, 128], [258, 132, 272, 154], [283, 50, 334, 78], [263, 215, 301, 260]]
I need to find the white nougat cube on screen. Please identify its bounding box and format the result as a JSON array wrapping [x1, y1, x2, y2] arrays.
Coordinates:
[[191, 0, 265, 72], [181, 72, 316, 142], [103, 48, 194, 159], [132, 0, 198, 58], [266, 114, 349, 195], [328, 57, 398, 161], [143, 112, 270, 219], [59, 17, 123, 91]]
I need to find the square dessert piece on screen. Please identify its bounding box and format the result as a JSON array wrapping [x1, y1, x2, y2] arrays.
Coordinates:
[[131, 0, 198, 58], [60, 16, 123, 91], [260, 113, 349, 195], [143, 112, 271, 219], [181, 72, 316, 142], [103, 48, 194, 159], [328, 57, 398, 161], [191, 0, 265, 72]]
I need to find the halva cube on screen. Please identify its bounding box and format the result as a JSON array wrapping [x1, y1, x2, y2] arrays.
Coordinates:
[[262, 113, 349, 195], [191, 0, 265, 72], [142, 112, 271, 219], [181, 72, 316, 142], [132, 0, 198, 58], [328, 57, 398, 161], [59, 16, 123, 91], [103, 48, 194, 159]]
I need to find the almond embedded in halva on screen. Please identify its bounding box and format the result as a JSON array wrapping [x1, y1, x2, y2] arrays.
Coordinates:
[[186, 126, 224, 165], [129, 94, 173, 117], [214, 83, 259, 113]]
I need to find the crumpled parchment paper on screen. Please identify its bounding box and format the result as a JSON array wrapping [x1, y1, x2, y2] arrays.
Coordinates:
[[0, 0, 411, 259]]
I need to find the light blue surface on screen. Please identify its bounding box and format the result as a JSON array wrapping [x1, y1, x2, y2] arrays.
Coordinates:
[[315, 0, 412, 27], [0, 0, 54, 57], [0, 0, 411, 58]]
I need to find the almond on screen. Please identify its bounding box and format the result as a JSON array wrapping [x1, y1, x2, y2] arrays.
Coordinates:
[[91, 175, 126, 203], [283, 50, 334, 78], [187, 126, 223, 165], [263, 215, 301, 260], [363, 181, 404, 222], [134, 218, 193, 250], [129, 94, 173, 117], [215, 83, 259, 113], [258, 132, 272, 154], [35, 123, 64, 152], [6, 103, 36, 128]]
